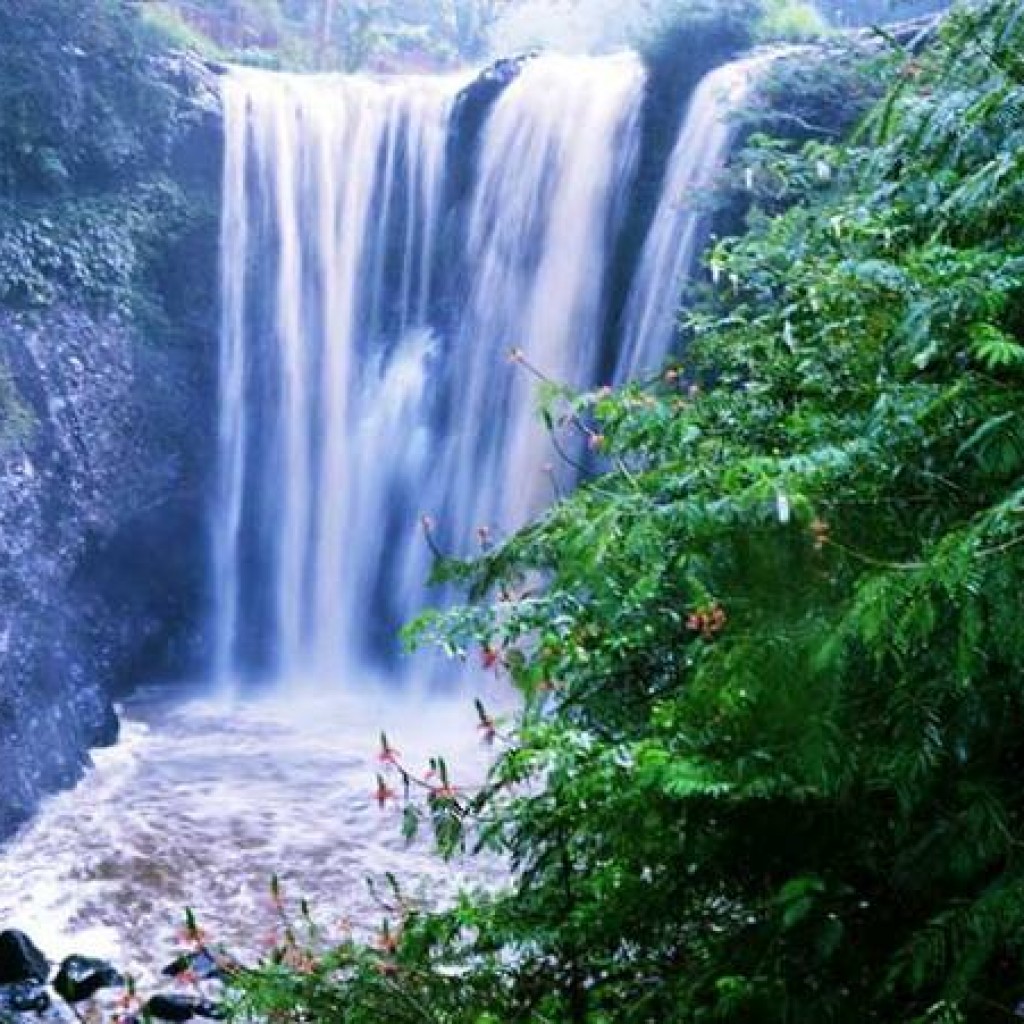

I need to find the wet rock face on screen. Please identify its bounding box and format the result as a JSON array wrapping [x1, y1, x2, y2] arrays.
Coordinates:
[[0, 303, 214, 839], [0, 48, 221, 841], [446, 52, 536, 203]]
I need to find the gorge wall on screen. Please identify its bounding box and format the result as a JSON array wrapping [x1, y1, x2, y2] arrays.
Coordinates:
[[0, 49, 223, 837]]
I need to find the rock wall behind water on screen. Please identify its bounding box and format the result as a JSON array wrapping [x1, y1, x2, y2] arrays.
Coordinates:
[[0, 55, 222, 839]]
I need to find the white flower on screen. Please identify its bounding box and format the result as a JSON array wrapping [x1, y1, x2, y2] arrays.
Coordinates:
[[776, 493, 791, 525]]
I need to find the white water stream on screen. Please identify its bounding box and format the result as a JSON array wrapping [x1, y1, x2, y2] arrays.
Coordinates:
[[213, 55, 649, 690]]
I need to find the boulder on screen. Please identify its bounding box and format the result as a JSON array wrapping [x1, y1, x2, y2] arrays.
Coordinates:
[[144, 994, 226, 1022], [52, 955, 122, 1003], [160, 948, 224, 982], [0, 932, 48, 985], [162, 945, 243, 982]]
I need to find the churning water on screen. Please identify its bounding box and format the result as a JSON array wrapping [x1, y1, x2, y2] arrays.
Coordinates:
[[0, 684, 502, 978]]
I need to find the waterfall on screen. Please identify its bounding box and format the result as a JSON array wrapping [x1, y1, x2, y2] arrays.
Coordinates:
[[213, 52, 756, 690], [214, 68, 463, 688], [615, 55, 771, 382], [434, 53, 645, 547]]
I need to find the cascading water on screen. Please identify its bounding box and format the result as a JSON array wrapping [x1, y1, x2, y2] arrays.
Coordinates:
[[213, 55, 647, 689], [615, 55, 772, 381], [436, 54, 645, 540], [213, 52, 767, 691], [214, 70, 464, 688]]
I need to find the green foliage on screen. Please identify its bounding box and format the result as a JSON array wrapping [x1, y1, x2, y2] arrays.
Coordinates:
[[144, 0, 532, 70], [139, 2, 231, 60], [0, 361, 35, 452], [0, 183, 174, 310], [234, 2, 1024, 1022], [755, 0, 828, 41], [0, 0, 185, 196], [0, 178, 212, 336], [0, 0, 219, 335]]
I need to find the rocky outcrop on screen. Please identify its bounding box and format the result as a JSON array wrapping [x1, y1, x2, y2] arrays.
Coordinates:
[[446, 52, 536, 204], [0, 301, 215, 837], [0, 930, 230, 1024], [0, 46, 222, 839]]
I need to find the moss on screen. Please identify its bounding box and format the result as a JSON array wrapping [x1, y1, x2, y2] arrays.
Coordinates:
[[756, 0, 830, 41], [0, 175, 218, 342], [139, 2, 229, 60], [0, 360, 36, 452]]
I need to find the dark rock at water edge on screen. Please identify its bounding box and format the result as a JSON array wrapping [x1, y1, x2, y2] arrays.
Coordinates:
[[0, 304, 215, 839], [0, 34, 223, 838], [0, 932, 48, 985], [145, 994, 226, 1022], [161, 949, 228, 982], [52, 955, 122, 1003]]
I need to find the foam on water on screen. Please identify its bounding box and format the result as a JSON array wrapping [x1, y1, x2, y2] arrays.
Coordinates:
[[0, 684, 505, 981]]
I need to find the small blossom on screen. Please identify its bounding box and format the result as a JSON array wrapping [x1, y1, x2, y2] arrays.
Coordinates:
[[476, 700, 497, 745], [376, 923, 400, 954], [686, 604, 728, 640], [811, 517, 830, 550], [375, 774, 397, 808], [378, 732, 401, 765], [481, 644, 502, 670], [176, 925, 206, 948]]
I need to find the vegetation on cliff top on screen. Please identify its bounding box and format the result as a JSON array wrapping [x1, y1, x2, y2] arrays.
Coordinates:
[[0, 0, 218, 339], [138, 0, 825, 71], [223, 1, 1024, 1021]]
